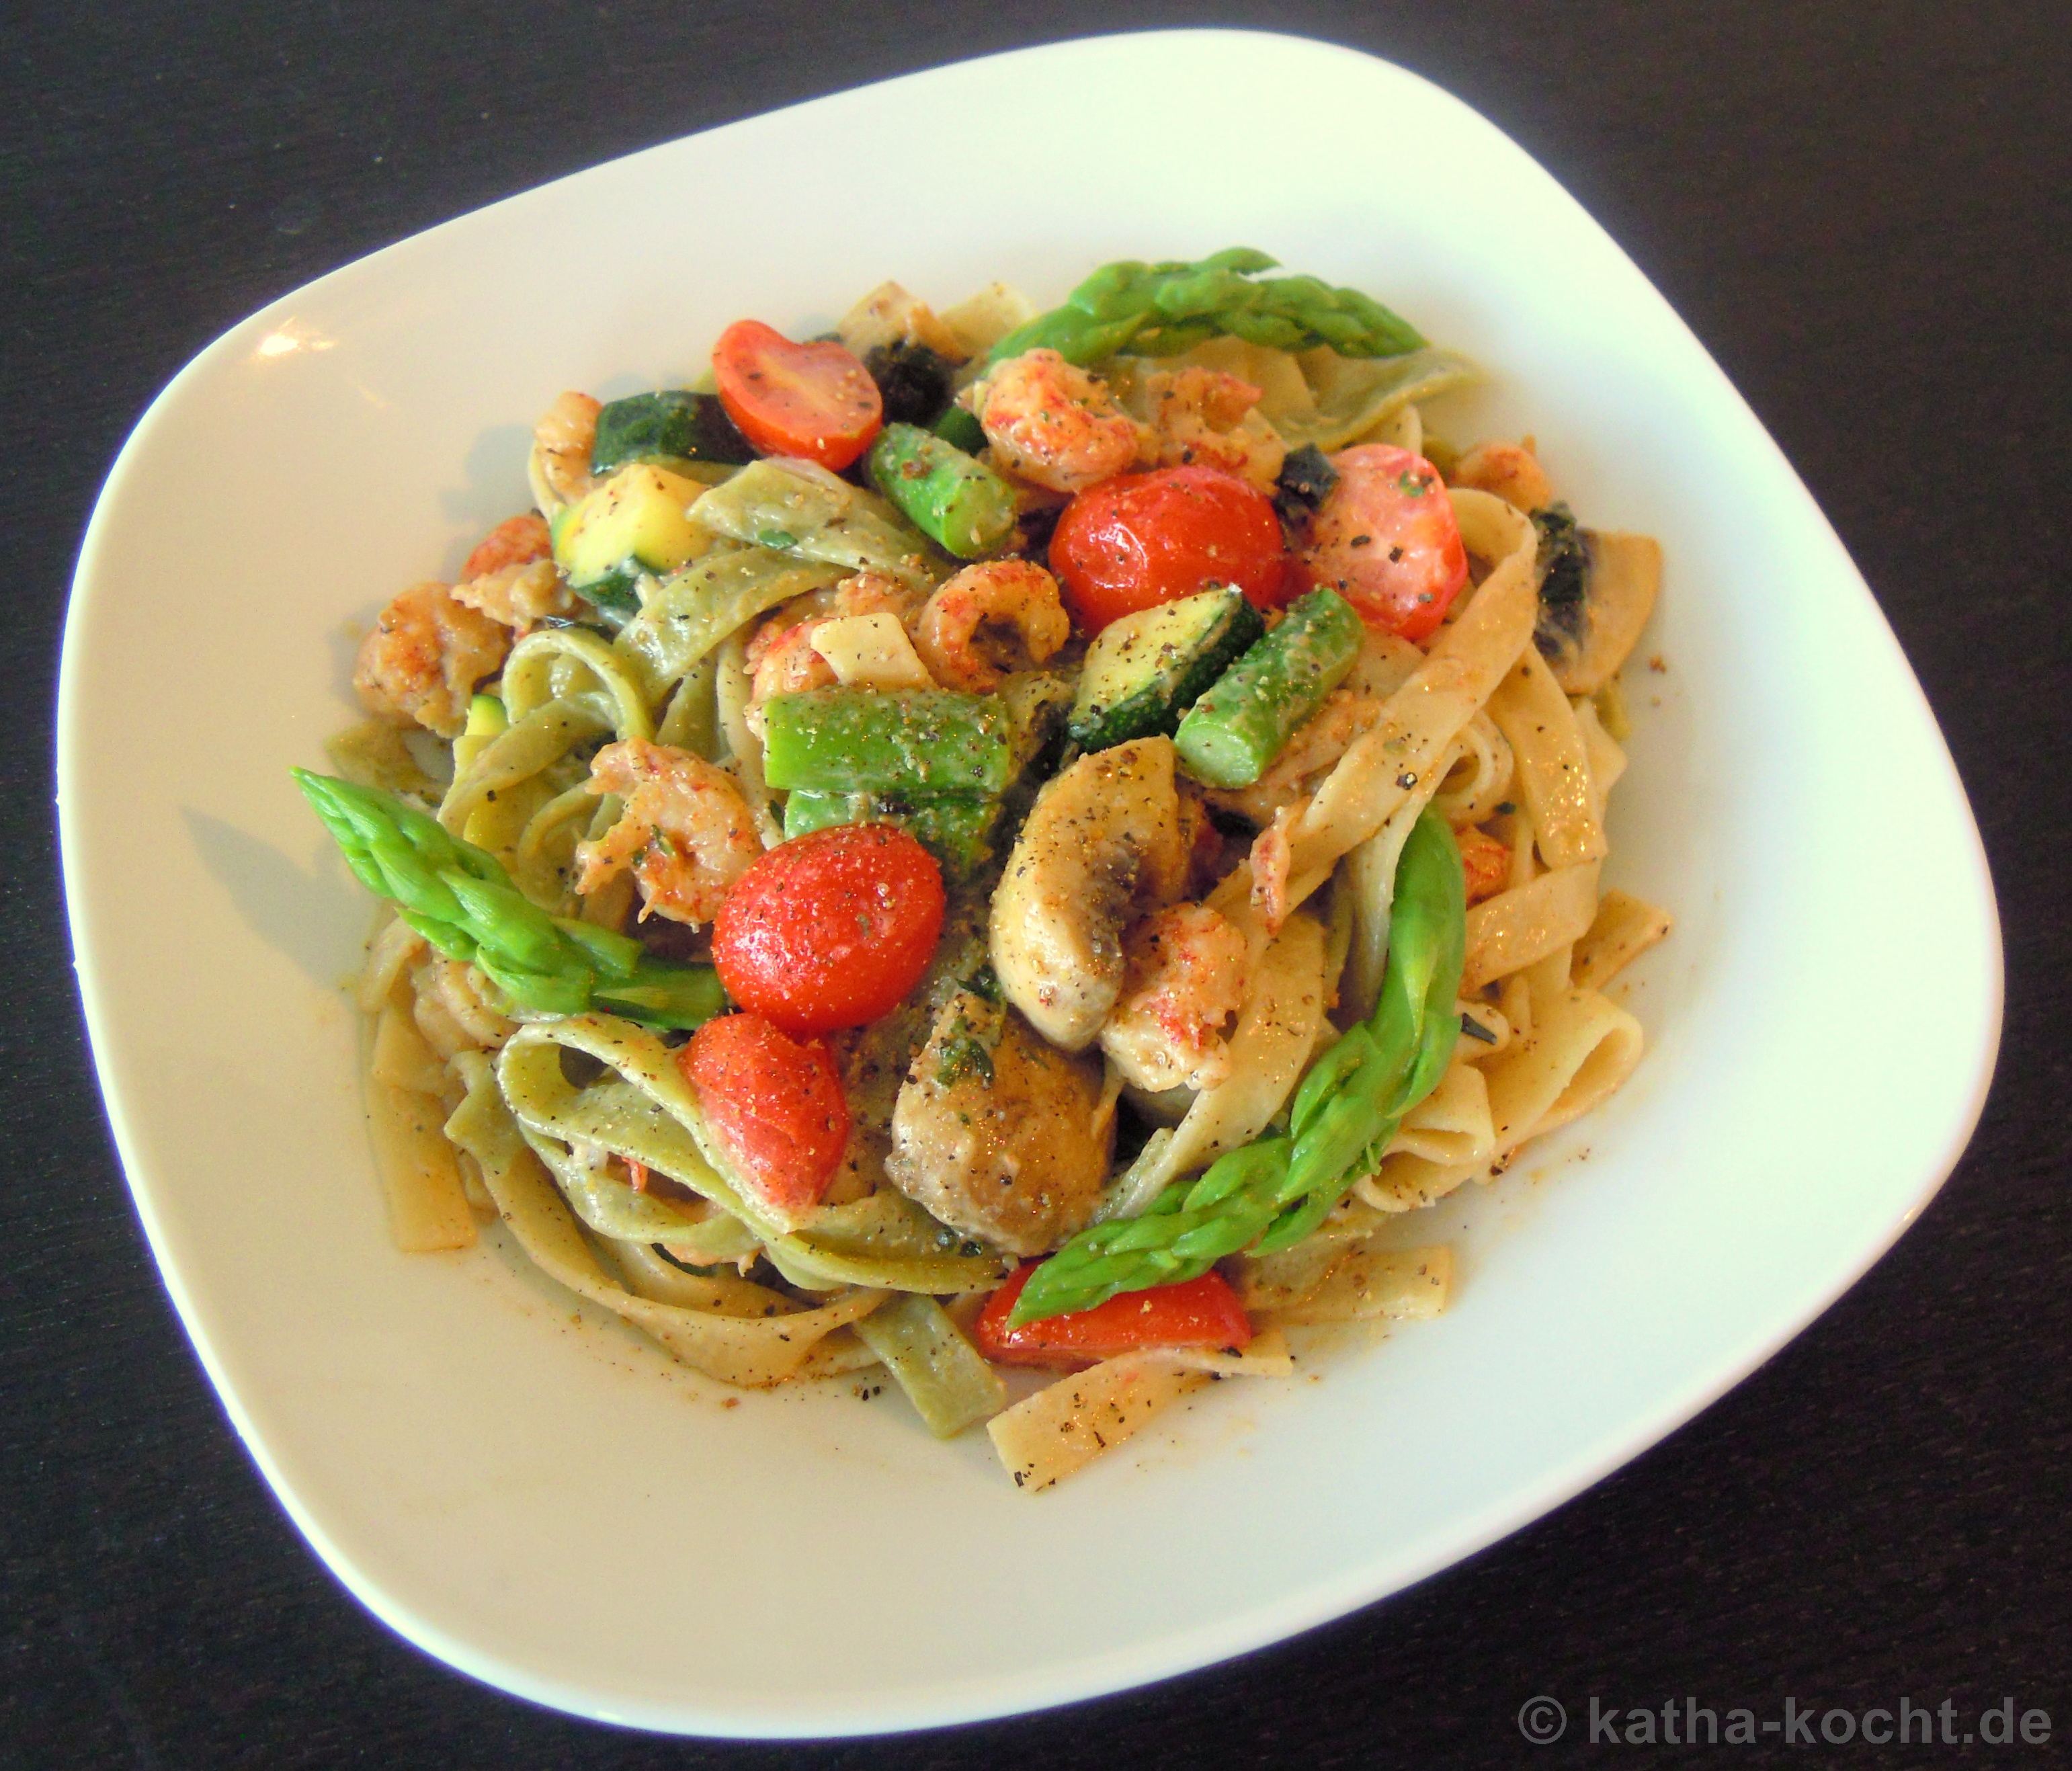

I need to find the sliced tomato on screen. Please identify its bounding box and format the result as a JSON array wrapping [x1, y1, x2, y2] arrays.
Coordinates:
[[712, 320, 882, 470], [973, 1264, 1253, 1368], [679, 1014, 849, 1219], [711, 823, 945, 1038], [1048, 465, 1286, 632], [1296, 444, 1468, 643], [462, 511, 551, 579]]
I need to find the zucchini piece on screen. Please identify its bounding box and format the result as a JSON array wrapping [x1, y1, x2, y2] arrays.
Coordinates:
[[552, 464, 712, 591], [781, 790, 999, 876], [589, 390, 753, 474], [1067, 585, 1265, 751], [571, 566, 640, 628], [866, 423, 1020, 560], [452, 692, 509, 774], [761, 688, 1014, 798], [1173, 587, 1364, 788]]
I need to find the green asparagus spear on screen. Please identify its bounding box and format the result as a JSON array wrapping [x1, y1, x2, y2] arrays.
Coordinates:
[[866, 423, 1020, 560], [293, 770, 724, 1030], [759, 688, 1015, 798], [780, 788, 1000, 876], [1173, 587, 1364, 788], [1009, 809, 1464, 1323], [931, 404, 988, 455], [985, 249, 1427, 368]]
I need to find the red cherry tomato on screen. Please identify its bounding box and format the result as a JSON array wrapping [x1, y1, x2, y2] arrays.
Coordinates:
[[1296, 445, 1468, 643], [680, 1014, 849, 1219], [711, 823, 945, 1038], [1049, 465, 1286, 632], [712, 319, 883, 471], [972, 1264, 1254, 1368]]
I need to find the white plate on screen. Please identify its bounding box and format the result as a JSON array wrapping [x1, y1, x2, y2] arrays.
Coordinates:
[[60, 29, 2000, 1737]]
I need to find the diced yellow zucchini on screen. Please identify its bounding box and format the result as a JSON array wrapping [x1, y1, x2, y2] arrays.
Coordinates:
[[552, 464, 713, 585]]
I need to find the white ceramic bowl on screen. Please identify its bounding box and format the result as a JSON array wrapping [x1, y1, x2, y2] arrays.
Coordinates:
[[60, 29, 2000, 1737]]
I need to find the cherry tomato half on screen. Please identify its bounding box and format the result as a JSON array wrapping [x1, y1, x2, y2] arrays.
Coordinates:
[[680, 1014, 849, 1220], [711, 823, 945, 1038], [1296, 444, 1468, 643], [712, 319, 882, 471], [1049, 465, 1286, 632], [973, 1264, 1254, 1368]]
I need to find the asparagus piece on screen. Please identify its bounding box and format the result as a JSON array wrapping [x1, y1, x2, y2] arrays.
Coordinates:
[[760, 688, 1014, 798], [1009, 809, 1463, 1323], [985, 249, 1427, 368], [866, 423, 1020, 560], [780, 789, 999, 876], [1173, 587, 1364, 788], [931, 404, 987, 455], [293, 770, 723, 1030]]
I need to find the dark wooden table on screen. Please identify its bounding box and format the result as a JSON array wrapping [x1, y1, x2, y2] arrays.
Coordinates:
[[7, 3, 2067, 1764]]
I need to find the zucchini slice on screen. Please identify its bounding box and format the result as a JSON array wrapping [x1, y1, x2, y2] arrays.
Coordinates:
[[589, 390, 754, 475], [551, 464, 712, 606], [1067, 585, 1266, 751]]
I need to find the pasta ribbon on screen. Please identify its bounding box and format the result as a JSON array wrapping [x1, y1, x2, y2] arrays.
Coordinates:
[[1483, 987, 1645, 1153], [1487, 643, 1606, 869], [614, 548, 845, 704], [1102, 911, 1328, 1210], [1462, 862, 1602, 993], [987, 1356, 1210, 1491], [1572, 890, 1675, 991], [497, 1014, 1009, 1294], [1257, 1245, 1453, 1327], [445, 1055, 885, 1387]]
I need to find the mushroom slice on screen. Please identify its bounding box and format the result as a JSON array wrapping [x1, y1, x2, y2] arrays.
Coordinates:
[[1535, 516, 1662, 696], [988, 736, 1187, 1051], [886, 989, 1116, 1258]]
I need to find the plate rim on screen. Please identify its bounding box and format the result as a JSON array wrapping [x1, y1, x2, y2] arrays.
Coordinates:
[[56, 24, 2005, 1737]]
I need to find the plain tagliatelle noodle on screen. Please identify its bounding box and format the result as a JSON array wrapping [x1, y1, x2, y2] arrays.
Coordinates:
[[310, 253, 1671, 1489]]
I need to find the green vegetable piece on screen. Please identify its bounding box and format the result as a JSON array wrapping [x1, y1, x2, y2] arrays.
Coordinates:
[[1173, 587, 1364, 787], [591, 961, 727, 1032], [1009, 811, 1464, 1323], [760, 688, 1014, 798], [589, 390, 753, 474], [572, 566, 640, 627], [987, 249, 1426, 367], [931, 404, 987, 454], [292, 770, 724, 1031], [453, 693, 510, 774], [1068, 585, 1265, 751], [866, 423, 1020, 561], [780, 789, 999, 876], [552, 464, 710, 589]]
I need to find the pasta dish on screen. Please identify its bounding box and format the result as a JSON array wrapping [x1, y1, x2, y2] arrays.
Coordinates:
[[298, 251, 1669, 1489]]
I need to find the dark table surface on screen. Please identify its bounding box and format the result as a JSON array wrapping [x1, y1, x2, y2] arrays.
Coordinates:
[[7, 3, 2068, 1765]]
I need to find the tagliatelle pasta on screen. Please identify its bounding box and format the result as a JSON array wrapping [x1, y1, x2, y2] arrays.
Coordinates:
[[304, 251, 1671, 1487]]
